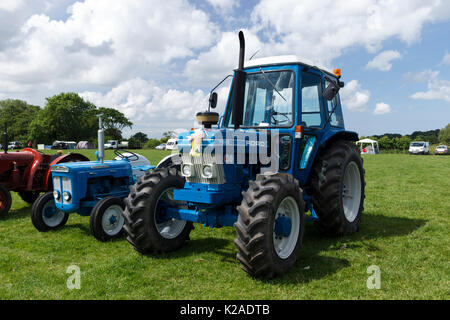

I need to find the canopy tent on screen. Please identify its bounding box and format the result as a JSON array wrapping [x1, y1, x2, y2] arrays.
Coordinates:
[[356, 138, 379, 155], [76, 141, 94, 149]]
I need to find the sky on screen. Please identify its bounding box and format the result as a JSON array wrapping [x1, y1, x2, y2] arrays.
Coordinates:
[[0, 0, 449, 139]]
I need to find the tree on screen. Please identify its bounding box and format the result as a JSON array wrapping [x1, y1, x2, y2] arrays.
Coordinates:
[[128, 132, 148, 149], [160, 131, 176, 143], [97, 107, 133, 141], [0, 99, 40, 143], [438, 124, 450, 145], [145, 138, 161, 149]]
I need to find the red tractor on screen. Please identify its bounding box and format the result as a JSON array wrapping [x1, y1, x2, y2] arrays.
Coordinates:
[[0, 125, 89, 217]]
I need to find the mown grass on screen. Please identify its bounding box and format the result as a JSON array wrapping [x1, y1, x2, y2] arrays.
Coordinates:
[[0, 151, 449, 299]]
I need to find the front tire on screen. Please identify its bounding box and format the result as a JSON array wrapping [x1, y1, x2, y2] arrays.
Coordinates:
[[89, 197, 125, 241], [123, 167, 193, 254], [234, 173, 305, 278], [31, 192, 69, 231], [310, 140, 365, 236], [0, 184, 12, 217]]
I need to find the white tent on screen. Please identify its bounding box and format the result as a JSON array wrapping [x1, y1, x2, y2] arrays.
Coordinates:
[[356, 138, 379, 154]]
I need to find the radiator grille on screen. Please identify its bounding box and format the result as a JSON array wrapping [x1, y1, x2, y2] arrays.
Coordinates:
[[182, 153, 225, 184]]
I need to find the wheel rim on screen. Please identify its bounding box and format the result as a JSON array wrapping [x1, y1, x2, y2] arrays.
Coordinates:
[[342, 161, 362, 222], [154, 188, 187, 239], [42, 200, 66, 227], [101, 204, 124, 235], [273, 196, 300, 260]]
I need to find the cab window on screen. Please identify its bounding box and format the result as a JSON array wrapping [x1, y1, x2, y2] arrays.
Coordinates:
[[301, 72, 324, 127]]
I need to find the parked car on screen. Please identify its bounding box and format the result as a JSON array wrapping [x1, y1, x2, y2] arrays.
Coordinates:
[[8, 141, 23, 150], [51, 141, 69, 149], [409, 141, 429, 155], [155, 143, 166, 150], [165, 138, 177, 150], [435, 145, 448, 155], [104, 140, 129, 149]]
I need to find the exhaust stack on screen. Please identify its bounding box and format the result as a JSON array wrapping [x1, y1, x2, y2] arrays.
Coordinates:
[[98, 116, 105, 163], [231, 31, 246, 130], [2, 123, 8, 153]]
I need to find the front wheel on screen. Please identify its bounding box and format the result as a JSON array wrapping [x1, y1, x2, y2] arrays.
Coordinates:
[[0, 184, 12, 217], [31, 192, 69, 231], [234, 173, 305, 278], [123, 167, 193, 254], [89, 197, 125, 241]]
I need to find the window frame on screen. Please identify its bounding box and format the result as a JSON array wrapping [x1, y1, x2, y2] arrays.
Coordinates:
[[300, 71, 326, 128]]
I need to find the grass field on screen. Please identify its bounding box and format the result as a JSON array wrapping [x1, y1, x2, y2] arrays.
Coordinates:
[[0, 150, 449, 299]]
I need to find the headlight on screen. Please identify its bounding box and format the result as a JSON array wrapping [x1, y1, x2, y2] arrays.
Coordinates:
[[63, 191, 71, 201], [181, 164, 193, 177], [53, 190, 60, 200], [201, 164, 214, 179], [51, 165, 69, 173]]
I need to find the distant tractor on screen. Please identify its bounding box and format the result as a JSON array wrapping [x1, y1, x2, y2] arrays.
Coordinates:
[[31, 117, 154, 241], [123, 31, 365, 278], [0, 125, 89, 217]]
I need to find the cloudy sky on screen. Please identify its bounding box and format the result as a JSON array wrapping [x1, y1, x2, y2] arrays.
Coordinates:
[[0, 0, 449, 138]]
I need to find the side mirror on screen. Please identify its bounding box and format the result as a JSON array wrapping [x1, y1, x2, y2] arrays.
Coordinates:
[[209, 92, 218, 109], [323, 81, 340, 101]]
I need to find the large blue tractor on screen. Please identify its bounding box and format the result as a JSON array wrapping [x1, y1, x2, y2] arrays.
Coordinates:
[[123, 31, 365, 278], [31, 117, 154, 241]]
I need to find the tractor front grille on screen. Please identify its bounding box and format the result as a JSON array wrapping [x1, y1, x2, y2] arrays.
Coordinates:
[[181, 153, 225, 184]]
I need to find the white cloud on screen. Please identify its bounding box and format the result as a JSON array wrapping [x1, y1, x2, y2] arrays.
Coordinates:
[[411, 79, 450, 102], [403, 69, 439, 83], [251, 0, 450, 65], [340, 80, 370, 112], [0, 0, 24, 12], [373, 102, 392, 115], [206, 0, 238, 14], [441, 52, 450, 66], [366, 50, 402, 71]]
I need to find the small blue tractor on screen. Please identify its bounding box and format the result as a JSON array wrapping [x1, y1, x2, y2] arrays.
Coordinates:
[[31, 117, 154, 241], [123, 31, 365, 278]]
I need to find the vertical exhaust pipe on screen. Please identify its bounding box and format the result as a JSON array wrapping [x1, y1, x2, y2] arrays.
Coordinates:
[[2, 123, 8, 153], [98, 116, 105, 163], [231, 31, 246, 129]]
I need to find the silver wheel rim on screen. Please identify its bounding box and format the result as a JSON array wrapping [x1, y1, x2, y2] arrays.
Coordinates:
[[42, 200, 66, 227], [273, 196, 300, 259], [342, 161, 362, 222], [101, 204, 124, 235], [154, 188, 187, 239]]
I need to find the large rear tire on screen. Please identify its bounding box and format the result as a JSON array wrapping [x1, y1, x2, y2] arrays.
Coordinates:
[[310, 140, 365, 236], [234, 173, 305, 278], [123, 167, 193, 254], [0, 184, 12, 217]]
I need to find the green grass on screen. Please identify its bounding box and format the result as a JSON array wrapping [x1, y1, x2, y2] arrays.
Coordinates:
[[0, 152, 449, 299]]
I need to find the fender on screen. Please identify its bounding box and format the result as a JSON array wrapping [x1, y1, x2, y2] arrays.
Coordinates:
[[43, 153, 90, 190], [156, 153, 182, 170], [320, 130, 359, 148], [24, 148, 44, 191]]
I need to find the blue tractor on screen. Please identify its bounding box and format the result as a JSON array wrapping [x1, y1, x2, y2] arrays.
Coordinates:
[[31, 117, 154, 241], [123, 31, 365, 278]]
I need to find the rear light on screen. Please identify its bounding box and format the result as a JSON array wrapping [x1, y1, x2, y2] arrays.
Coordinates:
[[295, 125, 303, 139]]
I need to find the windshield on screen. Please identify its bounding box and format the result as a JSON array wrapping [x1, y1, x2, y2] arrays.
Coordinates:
[[225, 70, 294, 127], [411, 142, 424, 147]]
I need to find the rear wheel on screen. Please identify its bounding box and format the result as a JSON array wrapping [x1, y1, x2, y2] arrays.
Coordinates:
[[19, 191, 41, 204], [31, 192, 69, 231], [123, 166, 193, 254], [0, 184, 12, 217], [90, 197, 125, 241], [234, 173, 305, 278], [310, 140, 365, 236]]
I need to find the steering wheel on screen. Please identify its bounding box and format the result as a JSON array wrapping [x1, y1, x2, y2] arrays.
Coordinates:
[[271, 112, 290, 125], [114, 149, 139, 161]]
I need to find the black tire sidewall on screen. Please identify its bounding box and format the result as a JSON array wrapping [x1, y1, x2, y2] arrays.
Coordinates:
[[141, 172, 192, 251], [31, 192, 69, 231], [90, 197, 125, 241], [267, 184, 305, 275], [0, 184, 12, 217]]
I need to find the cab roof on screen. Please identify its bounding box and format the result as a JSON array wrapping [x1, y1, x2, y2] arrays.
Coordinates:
[[244, 55, 336, 78]]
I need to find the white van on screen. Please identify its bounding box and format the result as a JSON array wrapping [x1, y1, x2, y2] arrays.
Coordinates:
[[165, 138, 178, 150], [409, 141, 429, 155]]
